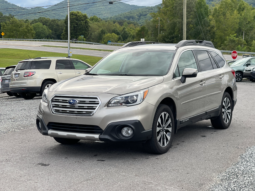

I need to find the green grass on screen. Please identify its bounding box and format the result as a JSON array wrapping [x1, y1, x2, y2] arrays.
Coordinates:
[[42, 45, 113, 52], [0, 49, 102, 68]]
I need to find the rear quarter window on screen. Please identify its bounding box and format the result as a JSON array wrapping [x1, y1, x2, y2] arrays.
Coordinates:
[[210, 51, 225, 68], [30, 60, 51, 69]]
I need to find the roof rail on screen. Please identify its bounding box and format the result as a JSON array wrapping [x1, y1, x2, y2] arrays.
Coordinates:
[[176, 40, 215, 48], [122, 41, 159, 48]]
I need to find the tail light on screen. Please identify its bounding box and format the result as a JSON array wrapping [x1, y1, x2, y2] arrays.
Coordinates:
[[231, 70, 236, 77], [24, 71, 36, 77]]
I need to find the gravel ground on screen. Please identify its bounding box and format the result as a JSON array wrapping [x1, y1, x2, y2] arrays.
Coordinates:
[[210, 146, 255, 190], [0, 93, 41, 135]]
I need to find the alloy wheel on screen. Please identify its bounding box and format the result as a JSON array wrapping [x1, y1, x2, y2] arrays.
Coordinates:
[[236, 73, 242, 82], [156, 112, 172, 147], [222, 97, 232, 124]]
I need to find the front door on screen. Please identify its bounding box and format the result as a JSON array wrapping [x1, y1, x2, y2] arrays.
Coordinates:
[[173, 50, 205, 121]]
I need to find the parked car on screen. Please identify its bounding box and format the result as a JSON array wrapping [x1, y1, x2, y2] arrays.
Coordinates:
[[36, 40, 237, 154], [230, 57, 255, 82], [227, 60, 236, 66], [0, 67, 5, 93], [243, 66, 255, 82], [1, 65, 17, 96], [10, 57, 91, 100]]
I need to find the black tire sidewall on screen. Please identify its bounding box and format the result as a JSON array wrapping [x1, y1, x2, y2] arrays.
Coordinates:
[[149, 104, 175, 154], [41, 81, 55, 95]]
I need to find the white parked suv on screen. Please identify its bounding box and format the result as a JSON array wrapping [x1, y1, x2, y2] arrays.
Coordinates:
[[36, 41, 237, 154], [10, 57, 91, 99]]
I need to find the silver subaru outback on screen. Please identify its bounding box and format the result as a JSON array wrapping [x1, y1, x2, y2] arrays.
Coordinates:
[[36, 40, 237, 154]]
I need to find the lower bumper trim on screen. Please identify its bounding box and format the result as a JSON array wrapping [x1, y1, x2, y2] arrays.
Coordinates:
[[10, 86, 41, 93], [48, 130, 100, 141]]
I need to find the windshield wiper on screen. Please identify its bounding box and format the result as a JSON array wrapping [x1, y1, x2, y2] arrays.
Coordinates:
[[85, 73, 98, 75]]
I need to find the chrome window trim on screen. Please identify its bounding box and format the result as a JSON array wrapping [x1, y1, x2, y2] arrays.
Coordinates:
[[50, 94, 101, 116]]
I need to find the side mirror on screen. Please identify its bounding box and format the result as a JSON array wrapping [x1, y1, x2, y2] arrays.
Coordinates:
[[180, 68, 198, 83], [85, 68, 92, 74]]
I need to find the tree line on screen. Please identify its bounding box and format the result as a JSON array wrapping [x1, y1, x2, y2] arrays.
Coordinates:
[[1, 0, 255, 51]]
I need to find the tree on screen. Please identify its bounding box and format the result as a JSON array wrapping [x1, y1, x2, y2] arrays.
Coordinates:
[[102, 33, 119, 44], [221, 34, 247, 51], [32, 22, 51, 39], [136, 26, 148, 40], [62, 11, 90, 40], [1, 18, 35, 39]]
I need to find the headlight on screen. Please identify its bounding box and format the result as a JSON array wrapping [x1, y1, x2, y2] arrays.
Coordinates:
[[108, 90, 149, 107], [42, 89, 48, 103], [252, 68, 255, 72]]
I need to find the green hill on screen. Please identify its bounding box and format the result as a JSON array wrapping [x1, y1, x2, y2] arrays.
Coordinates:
[[108, 6, 159, 25], [0, 0, 145, 20]]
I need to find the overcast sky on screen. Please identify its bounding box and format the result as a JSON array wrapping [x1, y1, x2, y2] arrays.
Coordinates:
[[6, 0, 162, 8]]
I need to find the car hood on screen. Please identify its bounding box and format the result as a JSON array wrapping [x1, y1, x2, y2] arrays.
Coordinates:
[[50, 75, 164, 95]]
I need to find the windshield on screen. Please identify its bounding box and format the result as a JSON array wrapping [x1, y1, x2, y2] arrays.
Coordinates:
[[89, 49, 175, 76], [231, 58, 250, 67], [4, 68, 15, 75]]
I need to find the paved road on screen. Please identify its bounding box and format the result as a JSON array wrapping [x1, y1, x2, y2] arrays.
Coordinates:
[[0, 81, 255, 190], [0, 41, 243, 61]]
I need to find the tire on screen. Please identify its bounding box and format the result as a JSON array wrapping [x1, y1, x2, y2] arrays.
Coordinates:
[[144, 104, 175, 154], [21, 93, 36, 100], [54, 137, 80, 145], [13, 93, 21, 98], [250, 78, 255, 82], [211, 92, 233, 129], [235, 72, 243, 82], [7, 92, 13, 96], [41, 81, 55, 95]]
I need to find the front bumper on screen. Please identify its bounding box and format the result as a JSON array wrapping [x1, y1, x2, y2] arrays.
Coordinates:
[[10, 86, 41, 93], [36, 116, 152, 142]]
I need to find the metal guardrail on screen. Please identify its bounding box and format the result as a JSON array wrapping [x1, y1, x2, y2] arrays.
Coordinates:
[[0, 38, 104, 45]]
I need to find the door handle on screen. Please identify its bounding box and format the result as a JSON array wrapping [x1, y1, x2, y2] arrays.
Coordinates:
[[200, 81, 205, 86], [58, 72, 62, 74], [219, 75, 224, 79], [77, 72, 81, 74]]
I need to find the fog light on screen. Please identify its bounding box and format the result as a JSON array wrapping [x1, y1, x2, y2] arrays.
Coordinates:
[[121, 127, 133, 137]]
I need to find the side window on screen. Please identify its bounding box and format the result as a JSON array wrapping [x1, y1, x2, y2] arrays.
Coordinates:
[[208, 53, 218, 69], [56, 60, 75, 70], [72, 60, 90, 70], [194, 50, 213, 72], [30, 60, 51, 69], [209, 51, 225, 68], [174, 50, 198, 77]]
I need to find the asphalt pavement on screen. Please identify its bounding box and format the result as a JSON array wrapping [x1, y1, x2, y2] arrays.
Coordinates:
[[0, 81, 255, 190]]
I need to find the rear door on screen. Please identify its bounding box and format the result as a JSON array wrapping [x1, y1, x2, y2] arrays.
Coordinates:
[[194, 50, 224, 112], [55, 60, 76, 81], [72, 60, 90, 76]]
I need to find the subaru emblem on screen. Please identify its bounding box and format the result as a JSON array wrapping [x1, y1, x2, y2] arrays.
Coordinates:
[[68, 99, 78, 105]]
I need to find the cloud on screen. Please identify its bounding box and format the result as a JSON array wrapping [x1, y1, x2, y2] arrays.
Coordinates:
[[6, 0, 162, 8]]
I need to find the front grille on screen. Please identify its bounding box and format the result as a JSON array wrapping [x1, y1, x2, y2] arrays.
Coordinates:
[[51, 95, 100, 116], [48, 123, 103, 134]]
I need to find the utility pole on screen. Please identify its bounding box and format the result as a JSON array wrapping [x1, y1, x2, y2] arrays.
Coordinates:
[[183, 0, 187, 40], [67, 0, 71, 57], [158, 17, 160, 42]]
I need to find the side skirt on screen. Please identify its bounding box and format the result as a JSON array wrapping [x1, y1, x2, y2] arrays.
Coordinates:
[[176, 107, 221, 130]]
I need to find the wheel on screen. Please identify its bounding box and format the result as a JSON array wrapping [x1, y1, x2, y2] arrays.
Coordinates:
[[7, 92, 13, 96], [211, 92, 233, 129], [21, 93, 36, 100], [144, 104, 175, 154], [13, 93, 21, 98], [54, 137, 80, 144], [235, 72, 243, 82], [41, 81, 55, 95], [250, 78, 255, 82]]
